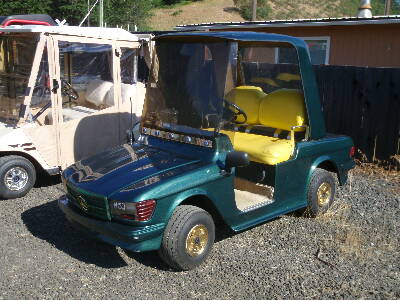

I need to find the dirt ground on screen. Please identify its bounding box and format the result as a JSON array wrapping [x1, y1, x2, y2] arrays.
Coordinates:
[[0, 167, 399, 299]]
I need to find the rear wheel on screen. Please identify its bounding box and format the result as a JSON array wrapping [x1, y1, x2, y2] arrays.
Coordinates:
[[306, 168, 336, 217], [0, 156, 36, 199], [159, 205, 215, 271]]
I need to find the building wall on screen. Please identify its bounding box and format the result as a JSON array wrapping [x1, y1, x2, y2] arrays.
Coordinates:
[[212, 24, 400, 67]]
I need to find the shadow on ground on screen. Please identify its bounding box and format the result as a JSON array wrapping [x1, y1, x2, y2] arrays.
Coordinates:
[[223, 7, 240, 13], [34, 172, 61, 188], [21, 199, 238, 271], [21, 199, 128, 269]]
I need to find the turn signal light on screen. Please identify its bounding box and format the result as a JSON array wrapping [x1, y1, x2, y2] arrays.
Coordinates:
[[135, 199, 156, 221], [349, 146, 356, 158]]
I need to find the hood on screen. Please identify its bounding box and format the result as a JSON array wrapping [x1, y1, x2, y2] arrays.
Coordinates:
[[0, 123, 14, 139], [63, 143, 204, 197]]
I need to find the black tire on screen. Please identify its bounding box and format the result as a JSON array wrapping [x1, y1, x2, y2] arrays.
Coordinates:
[[0, 155, 36, 199], [306, 168, 336, 217], [159, 205, 215, 271]]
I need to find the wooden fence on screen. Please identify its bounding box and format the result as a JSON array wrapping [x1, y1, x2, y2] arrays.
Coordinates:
[[314, 65, 400, 162]]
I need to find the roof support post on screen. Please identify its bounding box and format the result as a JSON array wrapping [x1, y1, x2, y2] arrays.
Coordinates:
[[99, 0, 104, 27]]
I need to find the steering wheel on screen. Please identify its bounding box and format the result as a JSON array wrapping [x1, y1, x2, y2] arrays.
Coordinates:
[[224, 99, 247, 124], [61, 79, 79, 101]]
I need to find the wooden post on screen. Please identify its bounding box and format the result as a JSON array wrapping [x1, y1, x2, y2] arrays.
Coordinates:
[[252, 0, 257, 21], [87, 0, 90, 26], [99, 0, 104, 27], [385, 0, 392, 15]]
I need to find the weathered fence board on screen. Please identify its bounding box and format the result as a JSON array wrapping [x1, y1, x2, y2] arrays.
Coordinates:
[[314, 65, 400, 162]]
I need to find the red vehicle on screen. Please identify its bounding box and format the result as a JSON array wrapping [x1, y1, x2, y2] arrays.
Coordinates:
[[0, 14, 56, 27]]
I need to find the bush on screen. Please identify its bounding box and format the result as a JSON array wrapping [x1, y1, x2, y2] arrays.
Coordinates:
[[233, 0, 271, 20]]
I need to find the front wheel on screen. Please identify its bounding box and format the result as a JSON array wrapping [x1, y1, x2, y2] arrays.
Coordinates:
[[306, 168, 336, 217], [159, 205, 215, 271], [0, 156, 36, 199]]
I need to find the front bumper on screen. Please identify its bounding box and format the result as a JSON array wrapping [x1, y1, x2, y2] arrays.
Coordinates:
[[58, 196, 165, 252]]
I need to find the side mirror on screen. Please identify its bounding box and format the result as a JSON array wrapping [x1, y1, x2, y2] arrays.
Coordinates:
[[225, 151, 249, 170]]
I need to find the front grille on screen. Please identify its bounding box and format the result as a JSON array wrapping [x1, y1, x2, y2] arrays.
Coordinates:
[[66, 185, 111, 221]]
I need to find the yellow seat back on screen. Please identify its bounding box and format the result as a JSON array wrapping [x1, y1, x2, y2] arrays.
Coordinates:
[[225, 86, 266, 125], [259, 89, 306, 131]]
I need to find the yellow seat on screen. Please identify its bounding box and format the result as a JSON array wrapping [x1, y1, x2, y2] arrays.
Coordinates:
[[259, 89, 306, 131], [233, 132, 293, 165], [222, 88, 307, 165], [225, 86, 266, 124]]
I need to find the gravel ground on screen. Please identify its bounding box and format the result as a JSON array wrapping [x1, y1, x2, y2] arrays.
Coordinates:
[[0, 168, 399, 299]]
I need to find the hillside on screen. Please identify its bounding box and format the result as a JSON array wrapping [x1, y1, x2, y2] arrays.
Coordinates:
[[149, 0, 396, 30], [150, 0, 245, 31]]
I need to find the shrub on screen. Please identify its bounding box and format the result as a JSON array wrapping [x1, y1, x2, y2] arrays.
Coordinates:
[[233, 0, 271, 20]]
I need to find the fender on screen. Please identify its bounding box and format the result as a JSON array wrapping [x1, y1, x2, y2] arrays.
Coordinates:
[[308, 155, 344, 185], [162, 187, 218, 224], [0, 150, 59, 175]]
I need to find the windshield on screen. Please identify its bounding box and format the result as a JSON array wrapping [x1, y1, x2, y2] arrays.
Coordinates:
[[0, 33, 38, 123], [142, 39, 237, 136], [142, 38, 305, 146]]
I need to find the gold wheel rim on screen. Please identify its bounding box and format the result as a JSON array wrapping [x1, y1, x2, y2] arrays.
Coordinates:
[[185, 224, 208, 257], [317, 182, 332, 206]]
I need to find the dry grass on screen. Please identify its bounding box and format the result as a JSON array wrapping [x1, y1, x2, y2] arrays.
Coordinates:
[[267, 0, 343, 20], [353, 161, 400, 196], [149, 0, 245, 30], [149, 0, 365, 30], [316, 167, 399, 263], [318, 201, 397, 262]]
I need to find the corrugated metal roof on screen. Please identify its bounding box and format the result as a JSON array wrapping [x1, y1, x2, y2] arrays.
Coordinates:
[[175, 15, 400, 31]]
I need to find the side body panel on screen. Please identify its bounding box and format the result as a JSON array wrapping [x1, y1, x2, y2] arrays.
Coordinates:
[[0, 125, 55, 170]]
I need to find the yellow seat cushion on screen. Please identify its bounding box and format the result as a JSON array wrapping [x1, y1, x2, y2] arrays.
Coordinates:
[[225, 86, 266, 125], [259, 89, 306, 131], [276, 73, 301, 82], [222, 131, 293, 165]]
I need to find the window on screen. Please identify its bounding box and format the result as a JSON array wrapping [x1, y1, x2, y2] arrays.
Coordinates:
[[119, 48, 138, 105], [58, 42, 114, 123], [0, 34, 38, 123], [239, 43, 303, 94], [277, 37, 330, 65], [31, 48, 53, 125]]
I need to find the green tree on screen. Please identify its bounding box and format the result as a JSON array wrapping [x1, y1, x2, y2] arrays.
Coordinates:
[[51, 0, 88, 26], [103, 0, 153, 30], [0, 0, 52, 16], [0, 0, 153, 30]]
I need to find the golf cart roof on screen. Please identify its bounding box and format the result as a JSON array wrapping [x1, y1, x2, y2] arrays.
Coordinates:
[[0, 25, 148, 42], [155, 31, 307, 48]]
